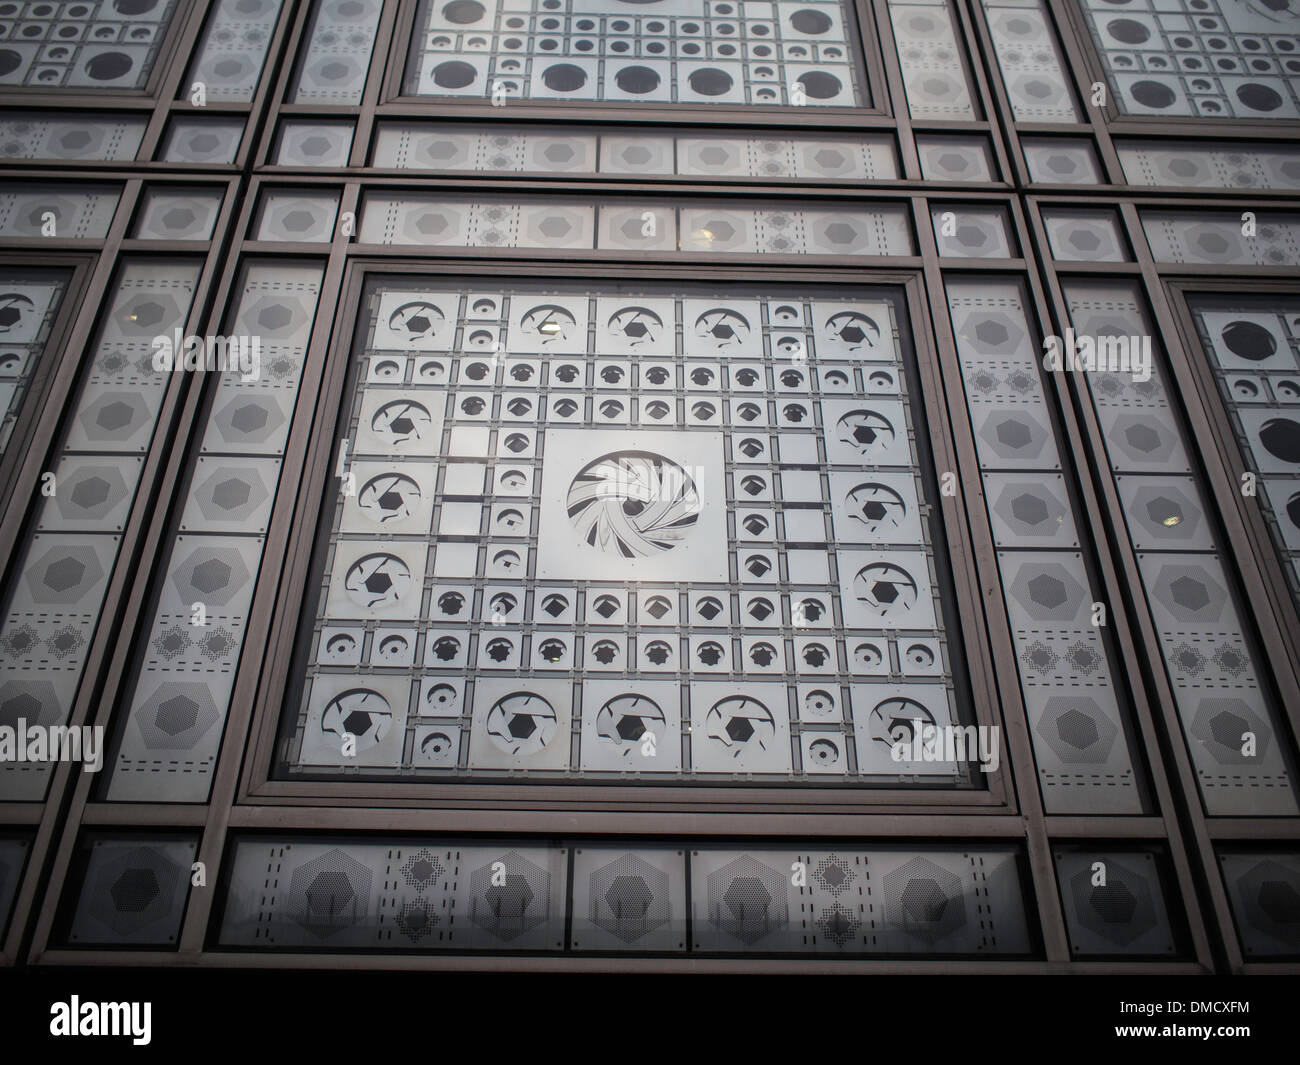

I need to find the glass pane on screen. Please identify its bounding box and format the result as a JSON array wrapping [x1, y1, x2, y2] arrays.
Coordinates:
[[277, 279, 978, 787], [106, 262, 324, 803], [373, 123, 898, 179], [160, 116, 244, 164], [0, 0, 179, 90], [291, 0, 381, 104], [1187, 294, 1300, 620], [0, 259, 202, 801], [1080, 0, 1300, 120], [359, 193, 914, 255], [945, 277, 1145, 814], [981, 0, 1081, 122], [1118, 140, 1300, 190], [404, 0, 869, 107], [184, 0, 284, 103], [888, 0, 977, 120], [132, 187, 224, 241], [0, 182, 119, 238], [0, 112, 146, 162], [1055, 847, 1184, 956], [1064, 279, 1300, 816], [59, 835, 197, 947], [0, 266, 69, 456], [217, 836, 1033, 955], [1218, 850, 1300, 958]]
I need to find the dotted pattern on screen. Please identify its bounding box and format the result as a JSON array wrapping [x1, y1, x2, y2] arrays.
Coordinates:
[[0, 262, 199, 803], [946, 278, 1141, 814], [284, 280, 970, 784], [1065, 280, 1299, 816], [372, 123, 898, 179], [1140, 209, 1300, 265], [1054, 849, 1177, 956], [0, 183, 118, 238], [357, 194, 914, 256], [1218, 851, 1300, 956], [981, 0, 1081, 121], [888, 0, 976, 120], [291, 0, 381, 105], [0, 112, 145, 161], [107, 264, 324, 803], [405, 0, 866, 107], [1118, 139, 1300, 190], [0, 0, 177, 90], [1190, 295, 1300, 625], [1081, 0, 1300, 120], [65, 837, 196, 946], [217, 838, 1034, 955], [0, 268, 66, 458], [220, 840, 568, 950], [184, 0, 283, 103]]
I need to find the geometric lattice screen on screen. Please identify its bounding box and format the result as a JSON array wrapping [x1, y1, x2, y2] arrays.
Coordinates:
[[404, 0, 869, 106], [281, 280, 974, 785]]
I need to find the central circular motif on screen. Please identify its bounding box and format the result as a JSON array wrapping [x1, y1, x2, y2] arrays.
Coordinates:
[[567, 451, 701, 557]]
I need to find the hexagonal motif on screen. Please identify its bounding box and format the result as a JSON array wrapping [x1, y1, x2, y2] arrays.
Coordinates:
[[56, 465, 130, 522], [84, 845, 185, 940], [287, 848, 374, 939], [704, 854, 788, 945], [0, 678, 60, 730], [1191, 698, 1271, 765], [1009, 560, 1086, 622], [133, 680, 222, 751], [1036, 696, 1119, 764], [467, 850, 551, 942], [882, 856, 965, 941], [1150, 562, 1227, 624], [1069, 857, 1158, 947], [588, 851, 671, 945], [24, 542, 104, 604], [78, 392, 150, 443], [169, 544, 252, 608]]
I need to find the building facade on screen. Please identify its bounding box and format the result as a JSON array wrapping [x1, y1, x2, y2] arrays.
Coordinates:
[[0, 0, 1297, 971]]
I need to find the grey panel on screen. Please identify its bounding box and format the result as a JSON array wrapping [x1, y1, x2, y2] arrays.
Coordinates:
[[185, 0, 283, 103], [65, 836, 196, 947], [888, 0, 976, 120], [161, 118, 244, 164], [219, 839, 568, 951], [1055, 850, 1178, 957], [405, 0, 868, 107], [132, 188, 222, 241], [691, 846, 1031, 954], [108, 264, 323, 803], [1065, 279, 1299, 817], [286, 282, 965, 785], [276, 122, 354, 167], [1081, 0, 1300, 120], [1218, 851, 1300, 958], [0, 183, 118, 238], [0, 0, 177, 90], [291, 0, 381, 104], [981, 0, 1080, 121], [0, 260, 200, 802], [0, 113, 146, 162], [946, 278, 1143, 814]]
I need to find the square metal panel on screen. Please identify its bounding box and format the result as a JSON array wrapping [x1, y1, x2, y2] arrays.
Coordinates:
[[281, 279, 971, 787]]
